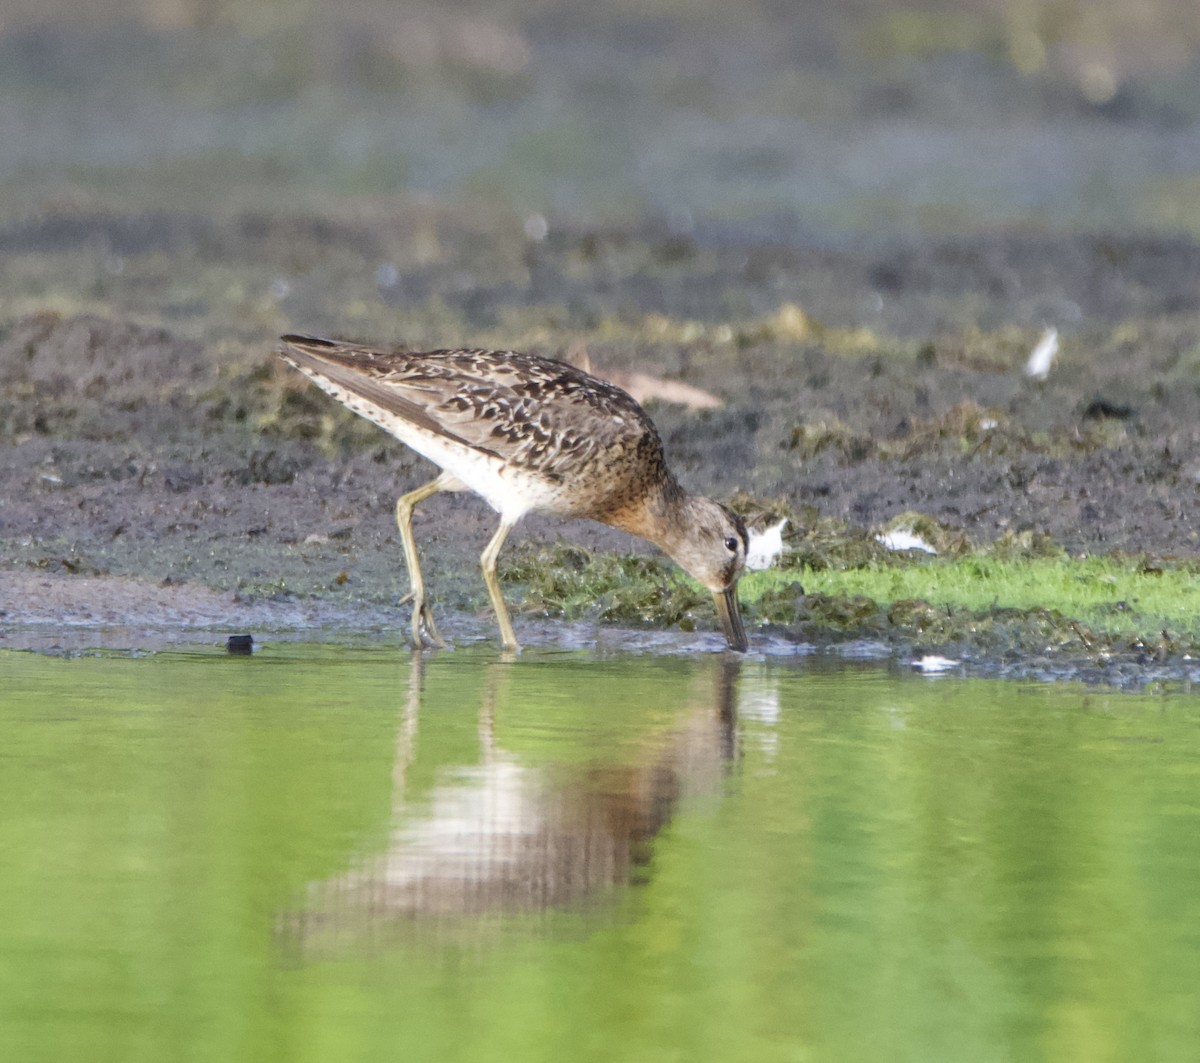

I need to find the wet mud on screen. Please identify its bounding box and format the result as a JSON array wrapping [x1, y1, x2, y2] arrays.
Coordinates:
[[1, 2, 1199, 681], [2, 218, 1198, 683]]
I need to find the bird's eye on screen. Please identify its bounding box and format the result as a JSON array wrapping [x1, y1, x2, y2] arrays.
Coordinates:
[[724, 536, 740, 553]]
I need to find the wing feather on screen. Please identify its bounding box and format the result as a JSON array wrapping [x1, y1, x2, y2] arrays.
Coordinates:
[[278, 335, 658, 479]]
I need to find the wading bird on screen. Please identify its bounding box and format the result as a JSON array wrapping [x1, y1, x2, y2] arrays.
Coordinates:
[[279, 335, 748, 652]]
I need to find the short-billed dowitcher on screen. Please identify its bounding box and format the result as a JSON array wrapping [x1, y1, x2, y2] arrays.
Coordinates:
[[279, 335, 749, 652]]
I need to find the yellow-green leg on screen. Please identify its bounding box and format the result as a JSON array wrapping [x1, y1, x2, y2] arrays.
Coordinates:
[[395, 474, 453, 649], [480, 517, 519, 652]]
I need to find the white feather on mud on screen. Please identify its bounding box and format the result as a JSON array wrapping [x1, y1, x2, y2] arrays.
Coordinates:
[[912, 655, 961, 674], [876, 527, 938, 554], [1024, 327, 1059, 380], [746, 518, 788, 570]]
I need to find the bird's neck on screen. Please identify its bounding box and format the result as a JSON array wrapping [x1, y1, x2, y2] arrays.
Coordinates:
[[606, 476, 690, 551]]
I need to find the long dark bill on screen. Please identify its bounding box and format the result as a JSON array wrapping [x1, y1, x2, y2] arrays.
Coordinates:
[[712, 584, 749, 652]]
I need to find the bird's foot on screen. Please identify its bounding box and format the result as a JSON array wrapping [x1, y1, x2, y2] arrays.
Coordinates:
[[417, 601, 447, 649], [399, 591, 448, 649]]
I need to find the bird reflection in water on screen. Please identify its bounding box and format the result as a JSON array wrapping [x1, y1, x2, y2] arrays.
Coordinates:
[[281, 656, 740, 952]]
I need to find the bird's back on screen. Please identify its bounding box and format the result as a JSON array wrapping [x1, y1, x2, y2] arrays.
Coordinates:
[[279, 336, 675, 521]]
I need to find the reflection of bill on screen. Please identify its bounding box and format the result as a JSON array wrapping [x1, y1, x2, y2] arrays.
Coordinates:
[[281, 658, 740, 948]]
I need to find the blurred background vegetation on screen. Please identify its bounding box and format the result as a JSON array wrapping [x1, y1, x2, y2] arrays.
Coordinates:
[[3, 0, 1200, 235]]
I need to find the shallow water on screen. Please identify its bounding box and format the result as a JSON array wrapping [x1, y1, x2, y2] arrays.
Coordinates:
[[2, 645, 1200, 1062]]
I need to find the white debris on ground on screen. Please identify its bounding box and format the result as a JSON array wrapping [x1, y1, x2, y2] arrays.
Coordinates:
[[600, 369, 723, 410], [1024, 326, 1059, 380], [523, 213, 549, 241], [745, 518, 788, 570], [912, 655, 961, 674], [567, 339, 723, 410], [875, 528, 939, 554]]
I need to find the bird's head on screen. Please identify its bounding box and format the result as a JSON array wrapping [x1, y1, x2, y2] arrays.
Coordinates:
[[665, 498, 749, 652]]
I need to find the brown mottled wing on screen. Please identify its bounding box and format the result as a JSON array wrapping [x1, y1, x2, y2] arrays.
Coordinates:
[[280, 336, 475, 448], [278, 335, 661, 480]]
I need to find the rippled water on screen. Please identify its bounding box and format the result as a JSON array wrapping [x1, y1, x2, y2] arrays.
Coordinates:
[[3, 645, 1200, 1061]]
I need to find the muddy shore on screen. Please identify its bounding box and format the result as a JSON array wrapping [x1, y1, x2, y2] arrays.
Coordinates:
[[2, 2, 1199, 679], [2, 217, 1198, 678]]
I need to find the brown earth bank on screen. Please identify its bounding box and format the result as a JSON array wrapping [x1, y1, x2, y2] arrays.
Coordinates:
[[1, 214, 1198, 675]]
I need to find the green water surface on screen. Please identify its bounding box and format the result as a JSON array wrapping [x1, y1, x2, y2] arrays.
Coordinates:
[[2, 646, 1199, 1062]]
